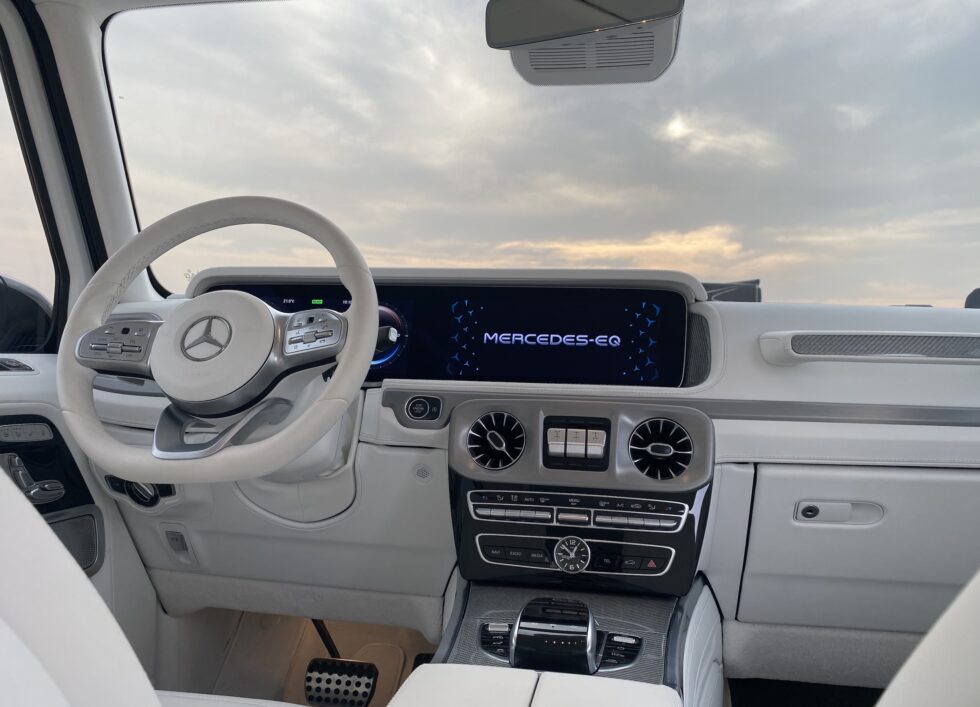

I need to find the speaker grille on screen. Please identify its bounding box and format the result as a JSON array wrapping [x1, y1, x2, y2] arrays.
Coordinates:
[[683, 313, 711, 386], [791, 334, 980, 359], [50, 514, 98, 571]]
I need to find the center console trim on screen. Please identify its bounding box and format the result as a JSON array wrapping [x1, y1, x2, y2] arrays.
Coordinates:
[[475, 532, 677, 577]]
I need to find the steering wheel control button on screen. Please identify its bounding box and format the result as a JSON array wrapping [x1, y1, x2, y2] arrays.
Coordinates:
[[76, 318, 160, 374], [405, 396, 442, 421], [283, 309, 344, 355]]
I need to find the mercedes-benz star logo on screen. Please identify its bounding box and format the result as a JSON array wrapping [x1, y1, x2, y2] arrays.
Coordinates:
[[180, 316, 233, 362]]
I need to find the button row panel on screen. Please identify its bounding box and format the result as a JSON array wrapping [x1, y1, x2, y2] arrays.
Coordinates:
[[542, 416, 611, 471], [469, 490, 687, 515], [468, 490, 688, 534], [476, 533, 675, 577], [546, 427, 607, 459]]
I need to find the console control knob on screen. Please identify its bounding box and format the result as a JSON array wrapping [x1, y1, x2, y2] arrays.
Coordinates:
[[125, 480, 160, 508], [553, 536, 590, 574]]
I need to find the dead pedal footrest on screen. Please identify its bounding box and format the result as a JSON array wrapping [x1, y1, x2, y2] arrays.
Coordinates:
[[304, 658, 378, 707]]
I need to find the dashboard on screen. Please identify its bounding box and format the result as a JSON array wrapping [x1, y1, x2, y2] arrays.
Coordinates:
[[207, 281, 691, 388]]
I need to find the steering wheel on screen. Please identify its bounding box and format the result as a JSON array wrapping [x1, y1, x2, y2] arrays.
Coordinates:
[[57, 197, 378, 483]]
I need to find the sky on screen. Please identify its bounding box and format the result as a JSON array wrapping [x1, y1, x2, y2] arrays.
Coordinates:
[[10, 0, 980, 306]]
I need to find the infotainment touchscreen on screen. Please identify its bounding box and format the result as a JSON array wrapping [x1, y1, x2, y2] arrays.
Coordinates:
[[212, 283, 689, 387], [441, 288, 687, 386]]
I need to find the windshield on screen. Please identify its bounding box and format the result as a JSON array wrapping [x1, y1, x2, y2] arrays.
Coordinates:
[[106, 1, 980, 305]]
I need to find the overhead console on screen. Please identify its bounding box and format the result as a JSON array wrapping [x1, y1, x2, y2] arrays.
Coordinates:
[[197, 269, 710, 388]]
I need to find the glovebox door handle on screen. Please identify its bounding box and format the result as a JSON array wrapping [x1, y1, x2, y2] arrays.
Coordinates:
[[794, 500, 884, 525]]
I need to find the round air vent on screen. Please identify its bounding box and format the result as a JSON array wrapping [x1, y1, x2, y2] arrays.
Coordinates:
[[467, 412, 525, 470], [628, 418, 693, 480]]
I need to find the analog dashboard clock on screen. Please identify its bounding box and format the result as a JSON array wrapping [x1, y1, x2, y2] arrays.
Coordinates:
[[553, 536, 590, 574]]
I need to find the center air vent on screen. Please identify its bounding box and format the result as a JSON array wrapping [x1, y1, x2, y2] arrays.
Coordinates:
[[628, 418, 693, 480], [467, 412, 525, 470]]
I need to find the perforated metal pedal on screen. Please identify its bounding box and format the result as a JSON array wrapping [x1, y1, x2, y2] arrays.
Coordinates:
[[304, 658, 378, 707]]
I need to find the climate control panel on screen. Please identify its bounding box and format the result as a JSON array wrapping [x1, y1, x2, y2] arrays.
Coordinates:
[[467, 490, 688, 534], [452, 474, 711, 596], [476, 533, 673, 577]]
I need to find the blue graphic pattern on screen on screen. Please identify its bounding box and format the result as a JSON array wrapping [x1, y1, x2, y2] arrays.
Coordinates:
[[624, 300, 662, 383], [447, 299, 479, 376]]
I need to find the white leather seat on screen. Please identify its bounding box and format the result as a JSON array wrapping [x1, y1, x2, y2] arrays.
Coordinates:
[[0, 473, 295, 707]]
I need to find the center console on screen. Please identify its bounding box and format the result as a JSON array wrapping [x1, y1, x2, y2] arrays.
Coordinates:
[[432, 396, 718, 700], [447, 399, 713, 597]]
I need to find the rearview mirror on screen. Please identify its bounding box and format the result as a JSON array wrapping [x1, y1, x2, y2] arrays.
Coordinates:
[[486, 0, 684, 49]]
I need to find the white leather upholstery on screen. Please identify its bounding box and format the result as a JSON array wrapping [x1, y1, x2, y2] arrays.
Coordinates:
[[0, 474, 294, 707], [387, 664, 539, 707], [387, 664, 682, 707], [877, 565, 980, 707], [0, 615, 71, 707], [0, 473, 161, 707], [532, 671, 683, 707]]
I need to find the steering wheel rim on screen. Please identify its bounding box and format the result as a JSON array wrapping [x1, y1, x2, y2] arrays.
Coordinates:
[[57, 196, 378, 484]]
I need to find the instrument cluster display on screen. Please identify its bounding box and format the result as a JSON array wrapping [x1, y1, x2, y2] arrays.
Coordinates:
[[209, 283, 688, 387]]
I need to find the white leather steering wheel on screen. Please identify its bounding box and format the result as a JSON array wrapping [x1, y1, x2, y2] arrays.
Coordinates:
[[57, 197, 378, 483]]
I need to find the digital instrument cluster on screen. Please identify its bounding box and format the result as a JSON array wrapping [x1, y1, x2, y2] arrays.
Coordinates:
[[208, 282, 688, 387]]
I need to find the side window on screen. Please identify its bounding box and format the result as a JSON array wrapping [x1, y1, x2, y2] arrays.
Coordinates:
[[0, 32, 58, 354]]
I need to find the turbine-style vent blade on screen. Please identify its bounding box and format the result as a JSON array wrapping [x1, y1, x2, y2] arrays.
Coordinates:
[[628, 418, 693, 480], [467, 412, 525, 470]]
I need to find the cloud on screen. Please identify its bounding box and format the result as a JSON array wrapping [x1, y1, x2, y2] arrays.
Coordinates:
[[656, 112, 785, 166], [81, 0, 980, 310], [834, 104, 878, 131]]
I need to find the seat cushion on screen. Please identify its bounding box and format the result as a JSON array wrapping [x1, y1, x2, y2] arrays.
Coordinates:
[[157, 691, 298, 707], [387, 663, 681, 707], [387, 664, 539, 707]]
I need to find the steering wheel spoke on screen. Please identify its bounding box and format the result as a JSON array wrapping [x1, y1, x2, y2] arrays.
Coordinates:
[[152, 398, 292, 460], [74, 318, 162, 378]]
